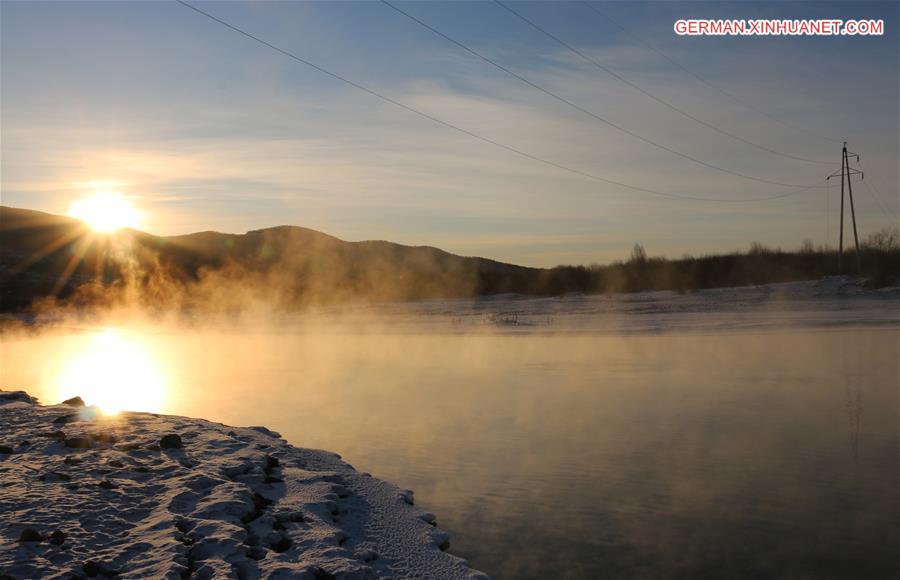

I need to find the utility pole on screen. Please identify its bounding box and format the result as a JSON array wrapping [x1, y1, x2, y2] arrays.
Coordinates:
[[827, 142, 864, 274]]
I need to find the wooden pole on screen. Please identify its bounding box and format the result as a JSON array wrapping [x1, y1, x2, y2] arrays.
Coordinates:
[[839, 142, 846, 274]]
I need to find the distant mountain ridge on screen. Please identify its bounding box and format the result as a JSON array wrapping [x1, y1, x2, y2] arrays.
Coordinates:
[[0, 205, 544, 311], [2, 205, 897, 313]]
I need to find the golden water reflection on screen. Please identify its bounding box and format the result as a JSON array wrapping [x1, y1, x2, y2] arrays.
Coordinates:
[[1, 322, 896, 579], [55, 328, 166, 414]]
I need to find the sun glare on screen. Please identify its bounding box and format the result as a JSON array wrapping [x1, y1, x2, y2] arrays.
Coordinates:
[[57, 329, 166, 415], [68, 193, 142, 233]]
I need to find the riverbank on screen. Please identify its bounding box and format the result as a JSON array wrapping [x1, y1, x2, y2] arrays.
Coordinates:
[[0, 391, 487, 579]]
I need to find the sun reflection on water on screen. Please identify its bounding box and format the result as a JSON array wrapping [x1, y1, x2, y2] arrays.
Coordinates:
[[56, 328, 165, 414]]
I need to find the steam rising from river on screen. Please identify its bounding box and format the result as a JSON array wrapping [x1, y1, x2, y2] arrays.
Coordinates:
[[1, 283, 897, 579]]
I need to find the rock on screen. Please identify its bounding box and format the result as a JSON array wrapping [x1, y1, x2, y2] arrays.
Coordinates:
[[53, 414, 79, 424], [82, 561, 101, 577], [274, 510, 304, 524], [0, 445, 14, 455], [108, 459, 124, 468], [97, 479, 118, 490], [246, 546, 268, 560], [0, 391, 37, 404], [61, 396, 85, 407], [39, 430, 67, 440], [49, 529, 66, 546], [358, 549, 379, 563], [18, 528, 43, 542], [64, 456, 82, 465], [82, 561, 119, 577], [269, 534, 292, 553], [313, 569, 337, 580], [90, 432, 117, 446], [398, 489, 414, 505], [159, 434, 182, 449], [64, 437, 92, 449], [252, 492, 273, 509]]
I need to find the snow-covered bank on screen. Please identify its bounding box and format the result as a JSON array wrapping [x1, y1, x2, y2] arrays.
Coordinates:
[[0, 391, 487, 579]]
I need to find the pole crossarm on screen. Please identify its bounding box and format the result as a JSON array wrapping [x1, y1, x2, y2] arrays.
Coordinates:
[[827, 168, 864, 180]]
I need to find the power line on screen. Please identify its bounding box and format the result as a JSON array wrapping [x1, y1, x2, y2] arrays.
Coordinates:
[[494, 0, 830, 166], [854, 158, 898, 221], [175, 0, 823, 204], [581, 1, 844, 145], [861, 178, 895, 221], [380, 0, 826, 189]]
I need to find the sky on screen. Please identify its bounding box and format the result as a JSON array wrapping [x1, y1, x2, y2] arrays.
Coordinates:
[[1, 0, 897, 267]]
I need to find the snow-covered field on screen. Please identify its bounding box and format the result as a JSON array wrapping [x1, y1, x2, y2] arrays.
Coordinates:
[[0, 391, 487, 579]]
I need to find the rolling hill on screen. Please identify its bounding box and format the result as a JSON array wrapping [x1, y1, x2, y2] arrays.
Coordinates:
[[0, 206, 544, 311], [2, 206, 897, 313]]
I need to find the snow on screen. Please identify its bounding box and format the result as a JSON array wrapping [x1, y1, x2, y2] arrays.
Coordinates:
[[0, 393, 487, 579]]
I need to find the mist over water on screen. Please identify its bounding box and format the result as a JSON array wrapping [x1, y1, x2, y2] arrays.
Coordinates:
[[2, 289, 897, 579]]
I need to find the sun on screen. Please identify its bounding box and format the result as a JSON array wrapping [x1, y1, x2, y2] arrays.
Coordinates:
[[68, 192, 142, 233]]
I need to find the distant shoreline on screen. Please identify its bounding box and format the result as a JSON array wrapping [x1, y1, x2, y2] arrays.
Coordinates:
[[2, 205, 898, 314]]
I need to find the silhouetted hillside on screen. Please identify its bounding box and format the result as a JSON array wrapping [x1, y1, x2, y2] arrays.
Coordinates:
[[0, 206, 542, 311], [1, 205, 897, 313]]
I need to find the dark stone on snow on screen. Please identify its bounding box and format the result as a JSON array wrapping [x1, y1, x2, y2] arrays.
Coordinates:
[[0, 445, 14, 455], [39, 472, 72, 482], [49, 530, 66, 546], [64, 437, 92, 449], [61, 396, 85, 407], [0, 391, 36, 404], [82, 561, 119, 577], [314, 569, 337, 580], [269, 534, 292, 553], [39, 430, 67, 440], [54, 414, 79, 424], [159, 434, 182, 449], [90, 433, 117, 446], [247, 546, 268, 560], [252, 492, 273, 509], [240, 510, 262, 524], [18, 528, 43, 542], [97, 479, 118, 490]]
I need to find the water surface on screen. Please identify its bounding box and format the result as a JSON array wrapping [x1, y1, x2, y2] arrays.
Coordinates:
[[3, 286, 897, 579]]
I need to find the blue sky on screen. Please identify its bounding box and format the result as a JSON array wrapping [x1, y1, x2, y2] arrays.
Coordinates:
[[2, 1, 897, 266]]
